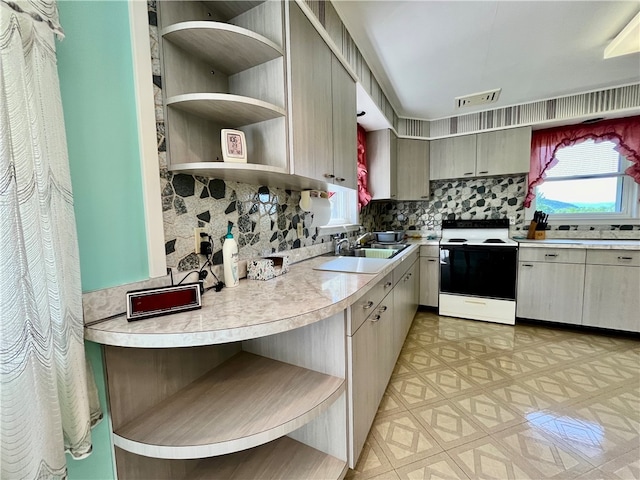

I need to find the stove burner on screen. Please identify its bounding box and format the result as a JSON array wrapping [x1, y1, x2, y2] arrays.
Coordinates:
[[484, 238, 506, 243], [448, 238, 467, 243]]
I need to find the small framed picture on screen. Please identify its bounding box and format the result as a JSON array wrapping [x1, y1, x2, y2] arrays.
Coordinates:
[[221, 129, 247, 163]]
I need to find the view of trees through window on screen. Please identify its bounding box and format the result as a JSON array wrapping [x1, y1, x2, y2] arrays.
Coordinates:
[[535, 140, 625, 214]]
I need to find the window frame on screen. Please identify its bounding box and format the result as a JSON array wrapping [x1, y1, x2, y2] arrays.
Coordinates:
[[525, 141, 640, 224]]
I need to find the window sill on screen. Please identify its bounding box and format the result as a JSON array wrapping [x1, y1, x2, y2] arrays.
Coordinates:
[[316, 224, 360, 236]]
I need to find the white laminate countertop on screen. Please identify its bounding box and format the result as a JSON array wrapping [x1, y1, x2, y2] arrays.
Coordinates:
[[84, 244, 423, 348], [516, 239, 640, 250]]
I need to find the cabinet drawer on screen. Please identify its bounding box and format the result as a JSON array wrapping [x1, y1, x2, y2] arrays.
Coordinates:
[[586, 250, 640, 267], [519, 247, 586, 264], [349, 272, 393, 335], [420, 245, 439, 257], [393, 250, 419, 285]]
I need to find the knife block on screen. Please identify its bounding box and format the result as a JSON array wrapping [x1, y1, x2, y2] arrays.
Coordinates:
[[526, 221, 538, 239], [534, 230, 546, 240]]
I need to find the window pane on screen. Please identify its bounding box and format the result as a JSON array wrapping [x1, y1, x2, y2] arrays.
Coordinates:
[[536, 177, 622, 213], [547, 140, 620, 178]]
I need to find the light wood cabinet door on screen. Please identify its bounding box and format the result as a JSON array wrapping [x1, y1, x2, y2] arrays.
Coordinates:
[[583, 265, 640, 332], [289, 3, 333, 182], [375, 293, 395, 399], [349, 314, 379, 464], [476, 126, 532, 177], [429, 135, 476, 180], [331, 56, 357, 189], [516, 261, 585, 325], [367, 129, 397, 199], [419, 256, 439, 307], [397, 139, 430, 200]]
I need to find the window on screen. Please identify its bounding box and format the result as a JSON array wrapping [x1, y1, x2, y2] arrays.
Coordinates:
[[528, 139, 639, 223], [327, 185, 358, 226]]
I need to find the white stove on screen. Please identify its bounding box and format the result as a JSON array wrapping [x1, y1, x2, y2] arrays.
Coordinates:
[[438, 219, 517, 325]]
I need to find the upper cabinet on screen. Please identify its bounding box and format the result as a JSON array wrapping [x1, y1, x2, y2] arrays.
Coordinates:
[[396, 138, 430, 200], [289, 4, 357, 189], [367, 129, 397, 200], [476, 127, 532, 176], [430, 126, 532, 180], [158, 1, 290, 183]]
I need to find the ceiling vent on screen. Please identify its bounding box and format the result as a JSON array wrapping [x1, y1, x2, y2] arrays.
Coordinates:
[[455, 88, 502, 109]]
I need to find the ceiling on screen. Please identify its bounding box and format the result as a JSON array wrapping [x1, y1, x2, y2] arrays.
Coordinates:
[[332, 1, 640, 121]]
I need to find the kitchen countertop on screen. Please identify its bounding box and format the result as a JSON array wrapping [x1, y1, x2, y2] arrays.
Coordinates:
[[516, 238, 640, 250], [84, 244, 422, 348]]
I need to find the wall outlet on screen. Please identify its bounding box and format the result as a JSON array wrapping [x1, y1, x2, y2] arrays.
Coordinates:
[[508, 216, 516, 225], [297, 223, 303, 237], [194, 227, 206, 252]]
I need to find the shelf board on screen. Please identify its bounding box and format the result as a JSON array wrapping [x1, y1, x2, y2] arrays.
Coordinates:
[[114, 352, 345, 459], [167, 93, 285, 127], [190, 436, 346, 480], [169, 162, 327, 191], [202, 1, 264, 21], [162, 21, 282, 76]]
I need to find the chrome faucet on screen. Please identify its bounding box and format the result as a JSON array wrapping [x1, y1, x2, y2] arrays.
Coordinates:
[[334, 236, 350, 256], [355, 231, 373, 246]]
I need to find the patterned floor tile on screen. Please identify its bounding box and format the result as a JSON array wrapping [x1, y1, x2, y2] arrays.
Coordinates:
[[378, 390, 408, 418], [454, 391, 525, 434], [598, 448, 640, 480], [419, 367, 482, 398], [452, 360, 509, 387], [414, 343, 473, 365], [493, 423, 594, 478], [389, 373, 444, 408], [484, 382, 557, 419], [546, 366, 614, 395], [519, 373, 587, 404], [412, 400, 487, 449], [372, 412, 443, 468], [348, 435, 394, 480], [481, 353, 536, 378], [397, 350, 445, 375], [447, 436, 541, 479], [395, 452, 471, 480]]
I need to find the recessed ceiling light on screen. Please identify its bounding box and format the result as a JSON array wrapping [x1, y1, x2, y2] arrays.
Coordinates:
[[604, 11, 640, 59]]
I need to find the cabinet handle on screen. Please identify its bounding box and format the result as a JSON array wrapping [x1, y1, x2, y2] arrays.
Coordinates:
[[335, 177, 345, 182], [463, 172, 473, 175], [378, 305, 388, 313], [390, 194, 397, 198], [544, 254, 558, 258], [464, 299, 487, 305], [478, 170, 489, 174], [384, 281, 392, 288], [371, 314, 381, 322], [618, 256, 633, 260], [420, 195, 428, 199], [363, 300, 374, 310], [324, 173, 335, 178], [428, 259, 437, 262], [522, 263, 534, 267]]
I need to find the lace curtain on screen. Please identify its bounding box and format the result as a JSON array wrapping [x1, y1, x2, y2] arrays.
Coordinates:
[[524, 116, 640, 207], [1, 1, 100, 478]]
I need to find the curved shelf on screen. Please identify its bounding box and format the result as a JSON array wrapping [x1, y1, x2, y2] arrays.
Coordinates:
[[113, 352, 345, 459], [167, 93, 285, 127], [189, 436, 346, 479], [162, 21, 283, 75]]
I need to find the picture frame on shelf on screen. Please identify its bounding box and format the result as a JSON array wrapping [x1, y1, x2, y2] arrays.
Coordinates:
[[221, 129, 248, 163]]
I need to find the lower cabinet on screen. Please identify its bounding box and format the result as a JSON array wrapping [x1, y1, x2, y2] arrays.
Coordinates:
[[516, 246, 639, 332], [419, 245, 439, 307], [347, 253, 419, 467]]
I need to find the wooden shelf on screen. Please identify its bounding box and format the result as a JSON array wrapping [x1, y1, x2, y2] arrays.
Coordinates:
[[163, 22, 282, 76], [168, 162, 327, 191], [114, 352, 345, 459], [167, 93, 285, 127], [190, 436, 346, 479], [201, 1, 265, 21]]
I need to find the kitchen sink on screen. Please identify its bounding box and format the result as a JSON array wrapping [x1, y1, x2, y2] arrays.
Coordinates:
[[323, 243, 409, 259], [313, 256, 392, 274]]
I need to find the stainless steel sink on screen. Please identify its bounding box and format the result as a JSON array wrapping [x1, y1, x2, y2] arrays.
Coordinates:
[[313, 257, 392, 274], [324, 243, 408, 259]]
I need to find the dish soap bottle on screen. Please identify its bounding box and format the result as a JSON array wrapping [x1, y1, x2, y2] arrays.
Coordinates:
[[222, 221, 239, 288]]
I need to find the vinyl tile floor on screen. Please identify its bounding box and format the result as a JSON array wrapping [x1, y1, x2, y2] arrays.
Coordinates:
[[346, 310, 640, 480]]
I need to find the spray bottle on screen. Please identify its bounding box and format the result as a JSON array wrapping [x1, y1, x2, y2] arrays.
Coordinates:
[[222, 221, 239, 288]]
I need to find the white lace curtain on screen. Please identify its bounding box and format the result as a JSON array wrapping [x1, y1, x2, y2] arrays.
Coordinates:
[[1, 1, 101, 478]]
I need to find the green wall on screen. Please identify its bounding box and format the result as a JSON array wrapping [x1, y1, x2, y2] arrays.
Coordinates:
[[56, 1, 151, 478]]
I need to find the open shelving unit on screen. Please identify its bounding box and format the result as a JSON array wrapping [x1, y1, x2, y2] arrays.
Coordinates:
[[159, 0, 293, 185]]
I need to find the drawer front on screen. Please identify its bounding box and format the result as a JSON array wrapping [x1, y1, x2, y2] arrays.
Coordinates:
[[586, 249, 640, 267], [420, 245, 439, 257], [519, 247, 586, 264], [349, 272, 393, 335], [393, 250, 419, 285]]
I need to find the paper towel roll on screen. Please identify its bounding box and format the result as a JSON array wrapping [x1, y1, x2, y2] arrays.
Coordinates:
[[309, 197, 331, 227]]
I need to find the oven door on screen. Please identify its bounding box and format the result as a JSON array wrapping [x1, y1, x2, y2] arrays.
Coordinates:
[[440, 245, 517, 300]]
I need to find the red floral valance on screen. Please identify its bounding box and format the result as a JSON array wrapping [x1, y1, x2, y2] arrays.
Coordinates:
[[357, 125, 372, 211], [524, 116, 640, 208]]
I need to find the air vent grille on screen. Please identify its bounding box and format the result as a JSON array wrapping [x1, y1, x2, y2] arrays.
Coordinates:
[[456, 89, 502, 108]]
